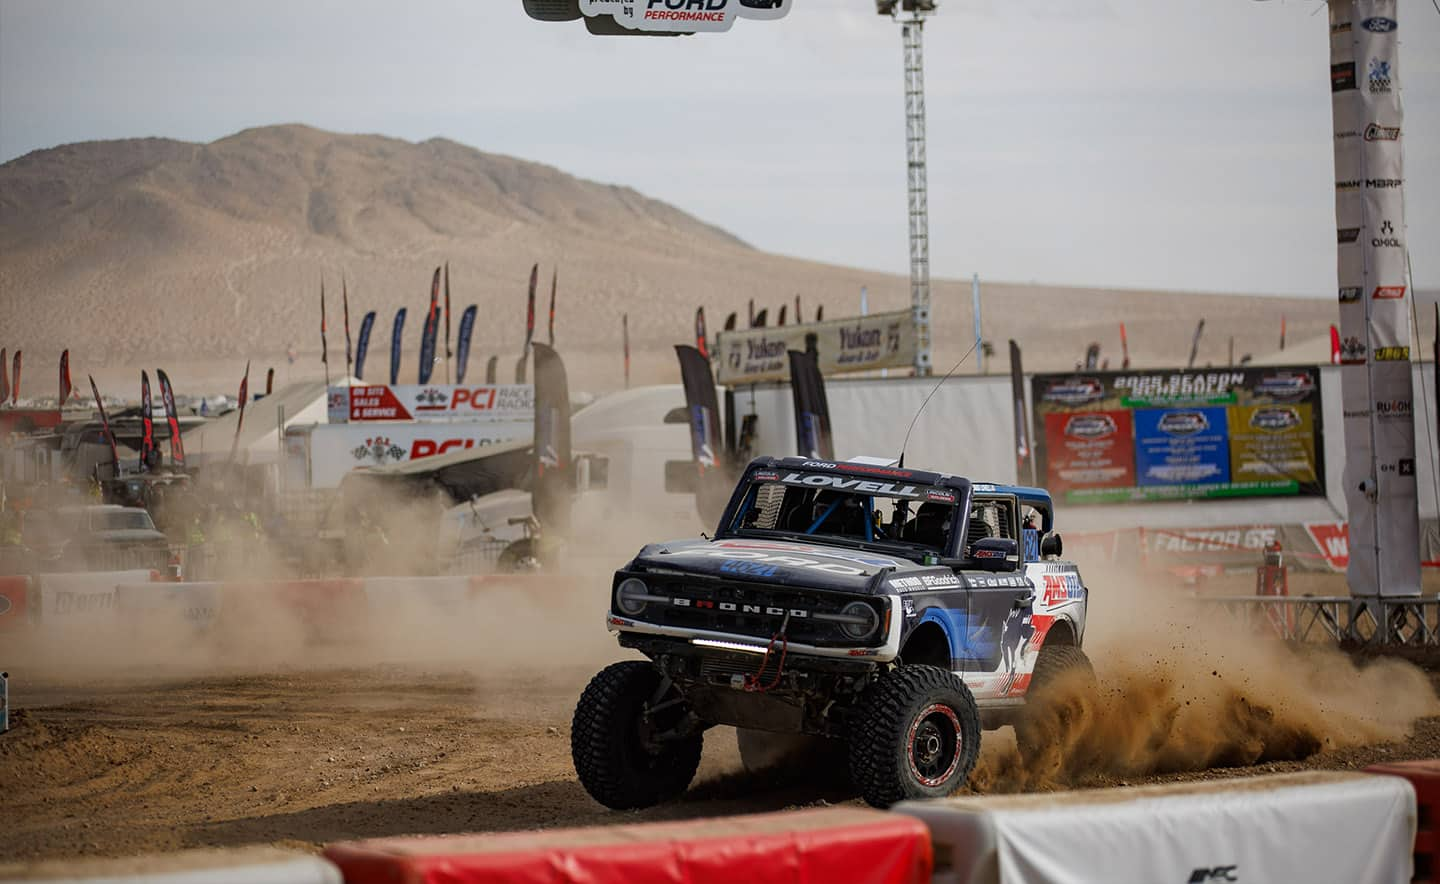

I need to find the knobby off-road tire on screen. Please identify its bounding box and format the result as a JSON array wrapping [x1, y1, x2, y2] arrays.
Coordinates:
[[571, 661, 703, 810], [848, 665, 982, 808], [1014, 644, 1096, 759]]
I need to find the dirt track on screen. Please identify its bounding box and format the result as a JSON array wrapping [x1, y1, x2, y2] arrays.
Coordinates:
[[5, 661, 1440, 865]]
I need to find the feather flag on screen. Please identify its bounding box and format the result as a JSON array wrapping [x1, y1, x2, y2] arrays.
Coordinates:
[[748, 299, 755, 328], [695, 307, 709, 360], [1186, 319, 1206, 370], [816, 304, 823, 322], [390, 308, 407, 386], [723, 312, 737, 332], [229, 362, 250, 464], [342, 278, 353, 379], [156, 369, 185, 468], [355, 311, 377, 381], [516, 263, 538, 384], [10, 350, 20, 404], [320, 280, 329, 378], [265, 367, 274, 396], [1119, 322, 1131, 370], [89, 376, 119, 474], [485, 355, 498, 385], [623, 313, 631, 390], [456, 305, 478, 384], [1280, 314, 1287, 352], [419, 267, 441, 384], [1330, 324, 1342, 366], [444, 263, 453, 380], [754, 309, 768, 329], [795, 294, 802, 325], [1, 348, 8, 404], [778, 304, 787, 327], [59, 350, 72, 406], [548, 267, 557, 346], [139, 371, 155, 472]]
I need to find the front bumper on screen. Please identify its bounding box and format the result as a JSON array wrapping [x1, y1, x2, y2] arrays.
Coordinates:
[[605, 592, 904, 663]]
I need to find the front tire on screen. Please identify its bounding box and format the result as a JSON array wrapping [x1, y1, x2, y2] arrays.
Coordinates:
[[1014, 644, 1096, 759], [848, 665, 981, 808], [571, 661, 703, 810]]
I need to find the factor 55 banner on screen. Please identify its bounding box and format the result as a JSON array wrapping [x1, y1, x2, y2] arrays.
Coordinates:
[[1032, 366, 1325, 505]]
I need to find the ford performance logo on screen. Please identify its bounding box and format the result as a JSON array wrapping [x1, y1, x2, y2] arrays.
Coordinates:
[[1157, 411, 1208, 436]]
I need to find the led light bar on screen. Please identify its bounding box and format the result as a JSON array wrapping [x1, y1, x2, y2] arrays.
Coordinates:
[[691, 638, 770, 655]]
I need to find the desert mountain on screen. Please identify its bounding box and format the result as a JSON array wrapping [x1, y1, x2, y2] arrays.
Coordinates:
[[0, 124, 1365, 397]]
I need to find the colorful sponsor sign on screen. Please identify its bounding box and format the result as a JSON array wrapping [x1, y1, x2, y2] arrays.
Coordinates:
[[715, 309, 917, 385], [1032, 367, 1325, 504], [327, 385, 533, 423], [294, 422, 532, 489]]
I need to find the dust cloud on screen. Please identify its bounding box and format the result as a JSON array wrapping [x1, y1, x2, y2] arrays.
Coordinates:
[[973, 560, 1440, 792]]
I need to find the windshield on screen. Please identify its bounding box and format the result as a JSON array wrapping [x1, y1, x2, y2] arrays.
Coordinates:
[[94, 510, 156, 532], [727, 470, 960, 555]]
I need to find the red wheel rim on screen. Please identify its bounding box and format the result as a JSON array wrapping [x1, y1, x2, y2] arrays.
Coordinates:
[[907, 702, 963, 788]]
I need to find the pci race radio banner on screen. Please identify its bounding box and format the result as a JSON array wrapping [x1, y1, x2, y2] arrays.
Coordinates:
[[328, 385, 533, 423], [1032, 366, 1326, 505]]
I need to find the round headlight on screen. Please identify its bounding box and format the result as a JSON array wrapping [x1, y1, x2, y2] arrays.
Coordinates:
[[839, 601, 879, 642], [616, 578, 649, 615]]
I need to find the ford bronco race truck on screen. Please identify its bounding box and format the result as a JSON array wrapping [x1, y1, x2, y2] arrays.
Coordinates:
[[571, 455, 1092, 809]]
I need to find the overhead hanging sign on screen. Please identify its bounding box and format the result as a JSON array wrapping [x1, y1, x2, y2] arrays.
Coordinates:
[[1330, 0, 1421, 597], [715, 309, 917, 385], [327, 384, 534, 423], [579, 0, 792, 33]]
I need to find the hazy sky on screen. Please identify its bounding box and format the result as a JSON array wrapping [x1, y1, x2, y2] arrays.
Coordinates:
[[2, 0, 1437, 297]]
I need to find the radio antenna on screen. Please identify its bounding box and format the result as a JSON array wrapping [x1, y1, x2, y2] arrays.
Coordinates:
[[898, 335, 982, 467]]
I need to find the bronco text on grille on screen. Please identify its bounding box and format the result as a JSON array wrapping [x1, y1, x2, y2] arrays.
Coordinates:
[[625, 577, 885, 647]]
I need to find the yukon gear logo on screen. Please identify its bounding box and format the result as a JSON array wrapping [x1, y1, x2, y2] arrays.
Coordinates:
[[1374, 346, 1410, 361], [351, 436, 406, 465]]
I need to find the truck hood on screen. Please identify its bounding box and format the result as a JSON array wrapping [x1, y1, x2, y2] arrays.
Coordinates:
[[92, 529, 168, 545], [629, 536, 927, 594]]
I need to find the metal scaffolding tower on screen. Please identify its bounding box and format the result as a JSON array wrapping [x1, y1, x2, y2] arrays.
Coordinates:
[[900, 10, 933, 376]]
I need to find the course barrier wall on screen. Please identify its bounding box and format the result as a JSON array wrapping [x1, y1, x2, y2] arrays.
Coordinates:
[[0, 846, 342, 884], [1368, 760, 1440, 884], [324, 807, 932, 884], [32, 570, 158, 629], [0, 575, 31, 630], [894, 770, 1414, 884]]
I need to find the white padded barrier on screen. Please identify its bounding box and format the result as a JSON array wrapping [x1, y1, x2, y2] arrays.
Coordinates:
[[0, 846, 341, 884], [34, 570, 155, 627], [893, 771, 1415, 884], [116, 582, 223, 630]]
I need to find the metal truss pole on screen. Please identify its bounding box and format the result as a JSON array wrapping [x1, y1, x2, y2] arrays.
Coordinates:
[[902, 12, 932, 376]]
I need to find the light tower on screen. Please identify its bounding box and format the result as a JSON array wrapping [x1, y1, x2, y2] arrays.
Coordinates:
[[877, 0, 937, 376]]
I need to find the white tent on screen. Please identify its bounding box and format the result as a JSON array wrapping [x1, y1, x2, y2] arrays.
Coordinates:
[[186, 380, 338, 465]]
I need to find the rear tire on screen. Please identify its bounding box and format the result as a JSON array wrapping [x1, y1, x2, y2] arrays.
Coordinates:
[[571, 661, 703, 810], [1014, 644, 1095, 758], [848, 665, 981, 808]]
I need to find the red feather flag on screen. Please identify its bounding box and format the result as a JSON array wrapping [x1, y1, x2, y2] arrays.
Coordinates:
[[59, 350, 72, 406], [230, 362, 251, 464]]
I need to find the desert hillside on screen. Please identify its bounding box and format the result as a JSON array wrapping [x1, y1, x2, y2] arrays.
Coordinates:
[[0, 124, 1379, 398]]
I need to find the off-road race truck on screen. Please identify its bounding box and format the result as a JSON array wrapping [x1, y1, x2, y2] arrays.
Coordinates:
[[571, 455, 1092, 809]]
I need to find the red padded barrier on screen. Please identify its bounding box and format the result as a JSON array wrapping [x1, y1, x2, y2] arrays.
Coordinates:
[[324, 807, 931, 884], [0, 575, 30, 630], [1367, 760, 1439, 883]]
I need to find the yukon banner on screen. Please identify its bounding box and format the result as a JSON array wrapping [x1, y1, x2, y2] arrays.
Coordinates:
[[578, 0, 791, 34], [355, 310, 377, 381], [1032, 366, 1326, 505], [676, 344, 731, 526], [531, 342, 572, 538], [716, 309, 916, 385], [787, 349, 834, 461], [1331, 0, 1421, 596], [327, 384, 534, 423], [139, 370, 156, 471], [389, 308, 406, 386], [155, 369, 185, 468], [455, 305, 478, 384]]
